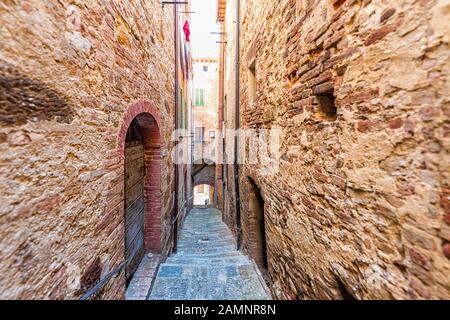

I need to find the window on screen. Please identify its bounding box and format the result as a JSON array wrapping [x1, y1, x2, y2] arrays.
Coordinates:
[[248, 60, 257, 107], [316, 93, 337, 121], [203, 65, 208, 72], [194, 89, 205, 106], [209, 130, 216, 139], [195, 127, 205, 142]]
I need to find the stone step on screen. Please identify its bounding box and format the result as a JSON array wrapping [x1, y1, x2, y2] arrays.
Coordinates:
[[176, 244, 235, 249], [176, 247, 237, 253], [167, 253, 249, 260], [165, 256, 250, 265], [159, 263, 254, 270], [171, 251, 242, 259], [155, 263, 261, 281], [176, 249, 237, 255], [125, 254, 160, 300], [177, 241, 236, 246], [178, 234, 235, 238]]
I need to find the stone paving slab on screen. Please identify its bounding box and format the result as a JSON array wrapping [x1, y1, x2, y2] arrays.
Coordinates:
[[149, 208, 271, 300], [125, 253, 160, 300]]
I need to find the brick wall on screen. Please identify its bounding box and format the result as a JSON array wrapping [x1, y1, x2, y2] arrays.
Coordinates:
[[230, 0, 450, 299], [221, 0, 239, 234], [193, 165, 216, 188], [0, 0, 175, 299]]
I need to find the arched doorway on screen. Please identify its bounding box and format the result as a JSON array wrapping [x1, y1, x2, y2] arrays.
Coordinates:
[[245, 177, 268, 273], [124, 119, 145, 285], [192, 162, 216, 207], [121, 110, 162, 287], [193, 184, 215, 207]]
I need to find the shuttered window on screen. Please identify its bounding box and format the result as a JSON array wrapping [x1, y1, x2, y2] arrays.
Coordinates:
[[195, 127, 205, 142], [194, 89, 205, 106]]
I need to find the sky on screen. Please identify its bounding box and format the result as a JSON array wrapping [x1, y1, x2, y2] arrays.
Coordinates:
[[189, 0, 220, 58]]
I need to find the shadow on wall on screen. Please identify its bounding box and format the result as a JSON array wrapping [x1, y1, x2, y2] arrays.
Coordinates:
[[245, 177, 268, 274], [0, 62, 75, 126]]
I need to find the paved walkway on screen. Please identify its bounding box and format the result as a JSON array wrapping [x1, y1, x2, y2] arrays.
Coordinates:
[[125, 253, 160, 300], [149, 208, 271, 300]]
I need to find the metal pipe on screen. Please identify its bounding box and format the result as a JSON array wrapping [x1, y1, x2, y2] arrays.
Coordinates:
[[79, 259, 129, 300], [173, 3, 179, 254], [221, 28, 226, 213], [190, 74, 194, 212], [234, 0, 242, 250]]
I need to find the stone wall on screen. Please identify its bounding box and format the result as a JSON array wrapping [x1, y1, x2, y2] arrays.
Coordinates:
[[0, 0, 176, 299], [221, 0, 239, 232], [232, 0, 449, 299]]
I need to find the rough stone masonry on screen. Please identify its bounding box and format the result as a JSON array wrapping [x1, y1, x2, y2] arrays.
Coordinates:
[[0, 0, 176, 299], [233, 0, 450, 299]]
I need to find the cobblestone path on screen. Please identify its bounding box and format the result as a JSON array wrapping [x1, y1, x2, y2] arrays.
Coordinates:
[[149, 208, 271, 300]]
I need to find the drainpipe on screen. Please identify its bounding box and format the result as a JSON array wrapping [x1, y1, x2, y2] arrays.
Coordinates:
[[234, 0, 242, 251], [221, 28, 226, 213], [173, 4, 179, 254], [191, 80, 195, 210]]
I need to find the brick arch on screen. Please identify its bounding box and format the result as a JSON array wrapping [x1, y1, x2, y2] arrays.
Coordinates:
[[243, 173, 265, 200], [118, 101, 163, 158], [118, 101, 163, 253], [193, 182, 214, 188], [193, 164, 216, 187], [202, 158, 216, 165], [193, 182, 215, 208]]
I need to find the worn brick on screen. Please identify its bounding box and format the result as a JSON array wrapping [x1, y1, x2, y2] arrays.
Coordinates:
[[312, 82, 334, 95], [0, 0, 181, 300], [218, 0, 449, 301], [365, 18, 404, 46]]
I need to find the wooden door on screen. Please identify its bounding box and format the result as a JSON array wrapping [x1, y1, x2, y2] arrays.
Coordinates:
[[124, 120, 145, 284]]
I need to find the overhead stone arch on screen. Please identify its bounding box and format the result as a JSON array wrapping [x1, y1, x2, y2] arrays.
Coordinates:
[[193, 164, 216, 188]]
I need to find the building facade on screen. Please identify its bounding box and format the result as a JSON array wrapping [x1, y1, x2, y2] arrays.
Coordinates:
[[193, 58, 219, 164], [192, 58, 219, 206], [0, 0, 193, 299], [217, 0, 450, 299], [217, 0, 239, 230]]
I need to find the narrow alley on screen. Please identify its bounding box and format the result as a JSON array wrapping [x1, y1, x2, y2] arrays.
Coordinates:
[[148, 208, 269, 300], [0, 0, 449, 303]]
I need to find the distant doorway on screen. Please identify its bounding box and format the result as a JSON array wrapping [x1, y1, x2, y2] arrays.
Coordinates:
[[193, 184, 214, 207]]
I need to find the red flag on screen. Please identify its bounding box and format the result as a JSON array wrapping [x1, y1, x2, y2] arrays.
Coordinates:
[[183, 20, 190, 42]]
